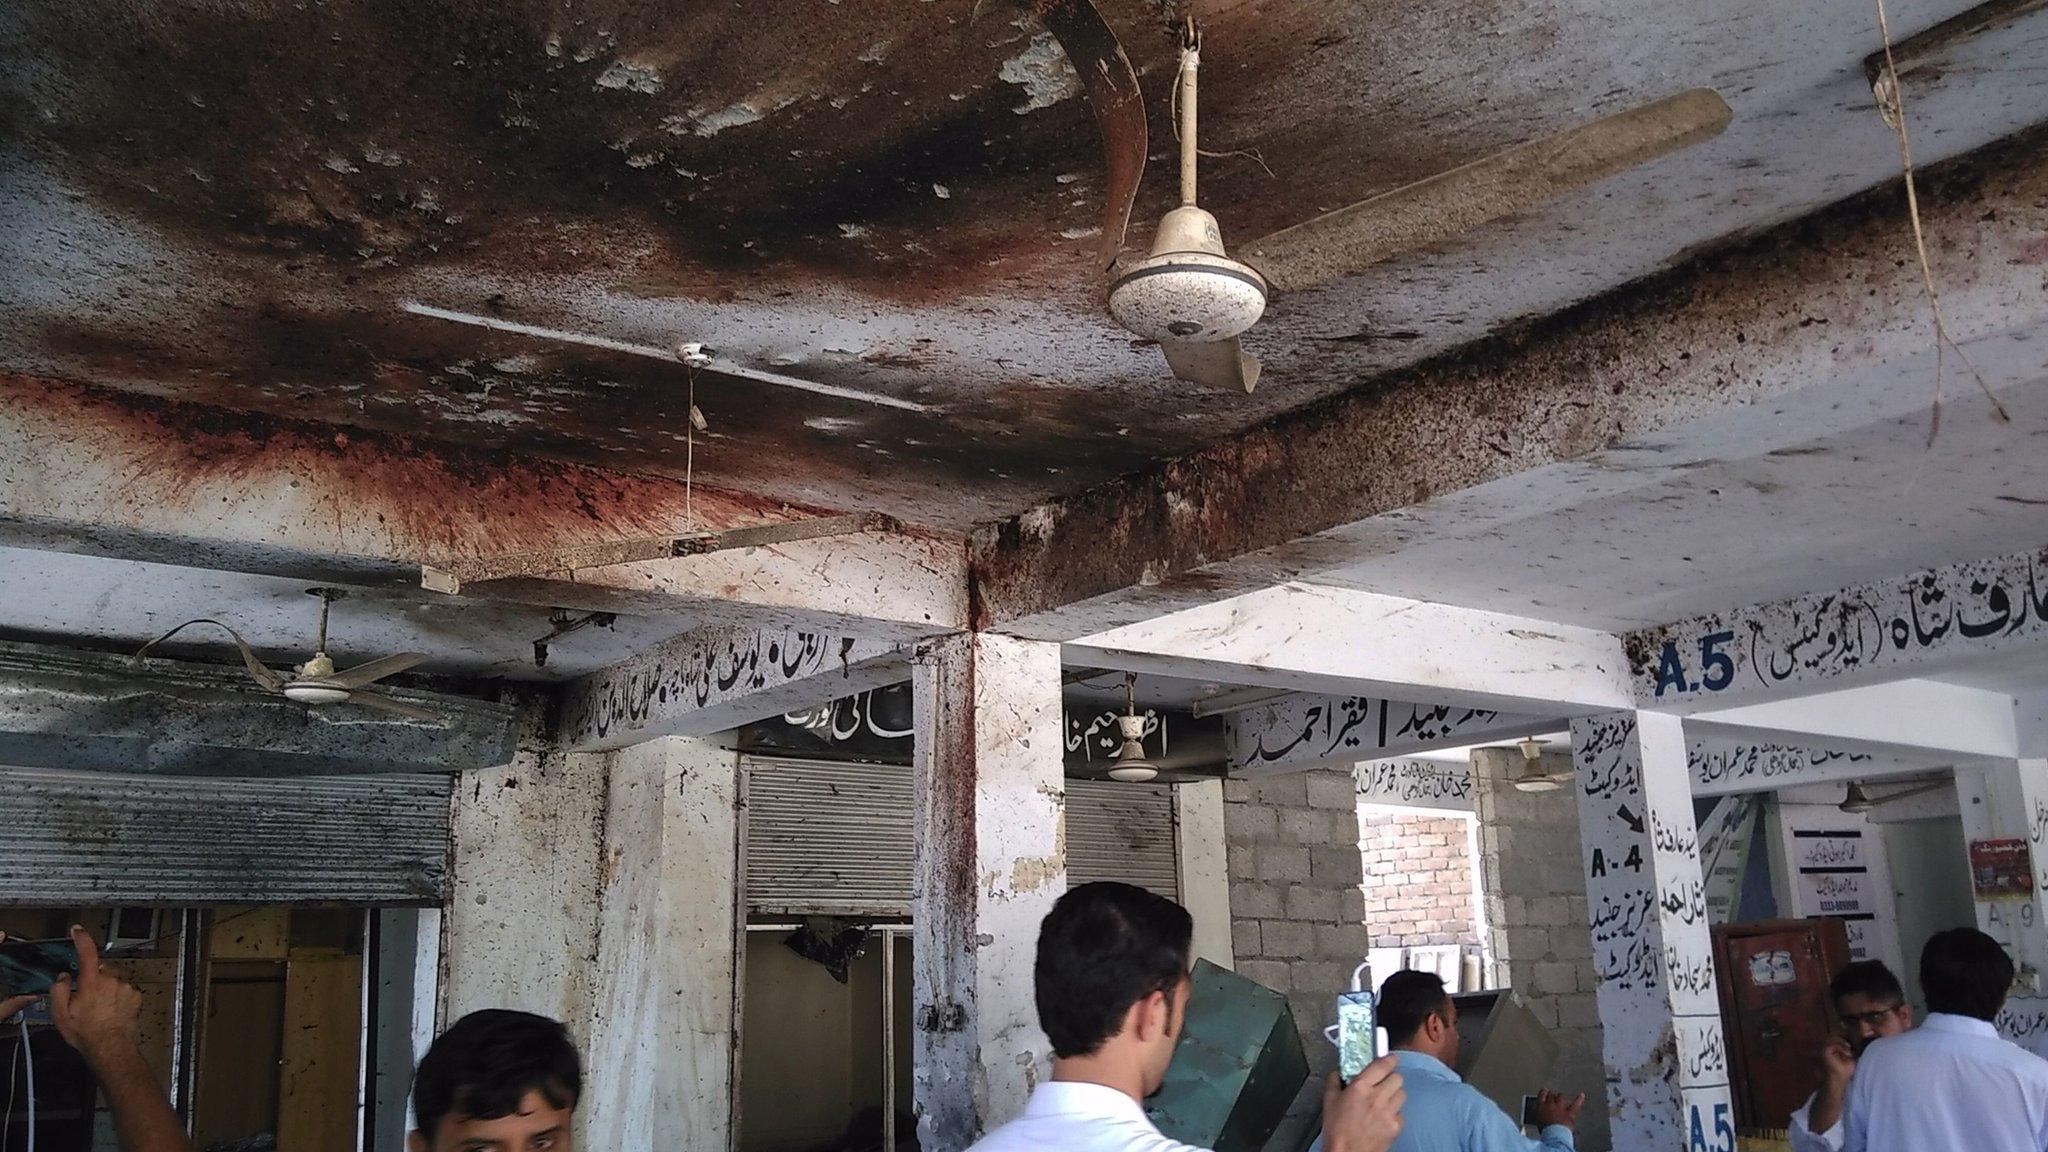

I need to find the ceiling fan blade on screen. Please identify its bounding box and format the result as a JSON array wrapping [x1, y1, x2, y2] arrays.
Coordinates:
[[343, 691, 442, 722], [324, 651, 429, 690], [1034, 0, 1148, 270], [1242, 87, 1733, 292], [133, 618, 285, 693], [1162, 339, 1261, 393]]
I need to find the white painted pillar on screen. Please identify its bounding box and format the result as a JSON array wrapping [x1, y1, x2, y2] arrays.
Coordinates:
[[1177, 779, 1236, 970], [1571, 711, 1734, 1152], [585, 737, 744, 1150], [441, 726, 742, 1149], [911, 634, 1067, 1151]]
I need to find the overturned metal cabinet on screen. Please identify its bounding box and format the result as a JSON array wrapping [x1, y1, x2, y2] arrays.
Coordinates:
[[1147, 959, 1311, 1152]]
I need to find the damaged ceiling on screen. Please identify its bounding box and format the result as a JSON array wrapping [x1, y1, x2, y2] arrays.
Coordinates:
[[8, 0, 2047, 534]]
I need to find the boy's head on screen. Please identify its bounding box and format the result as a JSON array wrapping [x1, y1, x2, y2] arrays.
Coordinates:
[[1035, 881, 1195, 1096], [410, 1009, 581, 1152]]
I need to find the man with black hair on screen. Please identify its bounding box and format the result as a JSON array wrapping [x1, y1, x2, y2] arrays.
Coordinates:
[[1789, 961, 1913, 1152], [1843, 928, 2048, 1151], [968, 881, 1406, 1152], [409, 1009, 582, 1152], [1367, 969, 1580, 1152]]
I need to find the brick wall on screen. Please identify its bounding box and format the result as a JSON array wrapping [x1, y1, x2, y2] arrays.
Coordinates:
[[1472, 761, 1610, 1152], [1358, 811, 1479, 950], [1223, 768, 1368, 1152]]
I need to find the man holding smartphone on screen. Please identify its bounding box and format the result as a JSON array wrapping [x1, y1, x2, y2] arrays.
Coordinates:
[[1359, 970, 1582, 1152], [2, 926, 191, 1152]]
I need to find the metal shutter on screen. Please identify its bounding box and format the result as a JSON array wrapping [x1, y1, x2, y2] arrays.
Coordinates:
[[743, 759, 1180, 915], [0, 767, 452, 906], [1066, 780, 1179, 900], [744, 757, 916, 917]]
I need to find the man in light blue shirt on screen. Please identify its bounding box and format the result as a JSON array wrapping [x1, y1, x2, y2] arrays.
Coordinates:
[[1356, 970, 1582, 1152]]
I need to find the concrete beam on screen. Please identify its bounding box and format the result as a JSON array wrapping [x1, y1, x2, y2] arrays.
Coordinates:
[[1685, 738, 1928, 799], [0, 375, 966, 638], [1228, 694, 1554, 776], [1355, 756, 1476, 812], [556, 625, 904, 751], [971, 133, 2048, 639], [1687, 679, 2018, 763], [1071, 582, 1631, 715], [0, 639, 516, 776], [1629, 543, 2048, 710]]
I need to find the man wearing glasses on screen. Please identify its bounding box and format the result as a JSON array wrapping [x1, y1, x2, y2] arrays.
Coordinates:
[[1790, 961, 1912, 1152]]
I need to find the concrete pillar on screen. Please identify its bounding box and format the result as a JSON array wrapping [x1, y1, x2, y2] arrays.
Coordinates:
[[585, 736, 744, 1150], [442, 721, 743, 1147], [1570, 711, 1732, 1152], [1471, 750, 1609, 1151], [441, 740, 607, 1041], [911, 633, 1067, 1151]]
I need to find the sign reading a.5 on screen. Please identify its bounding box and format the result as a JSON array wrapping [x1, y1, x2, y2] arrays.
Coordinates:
[[1687, 1100, 1735, 1152], [1654, 631, 1737, 698]]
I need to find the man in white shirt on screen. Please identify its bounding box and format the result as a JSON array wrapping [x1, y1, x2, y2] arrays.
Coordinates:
[[1842, 928, 2048, 1152], [1788, 961, 1913, 1152], [967, 881, 1406, 1152]]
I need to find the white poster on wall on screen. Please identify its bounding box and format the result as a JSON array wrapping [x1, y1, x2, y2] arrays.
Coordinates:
[[1776, 805, 1905, 978]]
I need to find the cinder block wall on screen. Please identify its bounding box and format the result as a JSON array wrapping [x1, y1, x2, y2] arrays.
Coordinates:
[[1471, 763, 1610, 1152], [1358, 811, 1479, 950], [1223, 769, 1368, 1152]]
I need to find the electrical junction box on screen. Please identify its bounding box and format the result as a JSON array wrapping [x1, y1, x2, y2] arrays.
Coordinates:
[[1147, 959, 1311, 1152]]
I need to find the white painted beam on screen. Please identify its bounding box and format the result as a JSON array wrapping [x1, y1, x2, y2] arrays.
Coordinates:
[[1355, 757, 1476, 812], [0, 376, 966, 638], [1628, 544, 2048, 710], [1689, 679, 2019, 763], [1071, 582, 1631, 714], [557, 626, 904, 751], [1227, 693, 1555, 775], [1686, 738, 1929, 799]]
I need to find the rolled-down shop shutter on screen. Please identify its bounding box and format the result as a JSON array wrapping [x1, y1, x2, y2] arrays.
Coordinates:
[[744, 757, 1180, 916], [0, 767, 452, 906]]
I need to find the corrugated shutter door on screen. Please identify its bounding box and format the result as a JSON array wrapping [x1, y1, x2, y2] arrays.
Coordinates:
[[743, 759, 1179, 915], [0, 767, 451, 906], [1066, 780, 1179, 900], [745, 758, 915, 916]]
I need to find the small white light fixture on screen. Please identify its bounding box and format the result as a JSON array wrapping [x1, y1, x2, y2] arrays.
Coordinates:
[[1511, 736, 1570, 793], [1839, 780, 1876, 814], [1107, 673, 1160, 783]]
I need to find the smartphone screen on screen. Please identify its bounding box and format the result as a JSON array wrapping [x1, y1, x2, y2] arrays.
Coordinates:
[[0, 937, 79, 996], [1521, 1095, 1540, 1129], [1336, 990, 1377, 1081]]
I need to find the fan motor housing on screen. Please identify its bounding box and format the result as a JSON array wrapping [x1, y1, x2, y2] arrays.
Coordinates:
[[1109, 206, 1267, 344]]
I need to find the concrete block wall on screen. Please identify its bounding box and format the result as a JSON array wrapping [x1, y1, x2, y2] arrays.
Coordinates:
[[1224, 769, 1368, 1151], [1471, 762, 1610, 1152], [1358, 811, 1479, 950]]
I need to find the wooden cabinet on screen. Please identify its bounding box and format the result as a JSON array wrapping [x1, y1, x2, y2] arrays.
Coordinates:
[[1712, 919, 1851, 1132]]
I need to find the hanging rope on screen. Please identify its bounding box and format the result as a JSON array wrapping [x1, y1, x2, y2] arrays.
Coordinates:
[[1870, 0, 2010, 446]]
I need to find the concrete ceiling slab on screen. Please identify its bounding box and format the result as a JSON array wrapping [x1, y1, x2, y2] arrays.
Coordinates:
[[6, 0, 2047, 529]]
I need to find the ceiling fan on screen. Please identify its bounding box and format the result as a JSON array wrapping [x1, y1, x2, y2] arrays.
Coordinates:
[[134, 589, 438, 721], [1045, 9, 1734, 392]]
